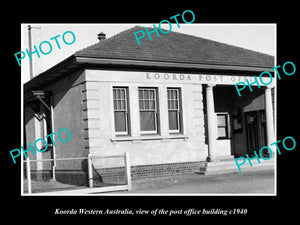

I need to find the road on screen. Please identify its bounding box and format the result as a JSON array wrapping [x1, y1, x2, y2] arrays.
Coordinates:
[[123, 170, 275, 194]]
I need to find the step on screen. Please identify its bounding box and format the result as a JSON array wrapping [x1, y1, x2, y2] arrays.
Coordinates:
[[196, 165, 275, 175], [203, 158, 274, 168], [195, 158, 275, 175]]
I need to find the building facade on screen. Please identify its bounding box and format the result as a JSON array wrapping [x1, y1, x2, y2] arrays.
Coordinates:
[[23, 26, 275, 184]]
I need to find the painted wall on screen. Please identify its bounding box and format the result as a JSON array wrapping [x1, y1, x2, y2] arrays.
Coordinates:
[[84, 69, 208, 167], [24, 101, 54, 170], [212, 85, 265, 157], [47, 70, 86, 170], [232, 88, 265, 156], [24, 68, 269, 171], [24, 105, 37, 160], [23, 69, 87, 170]]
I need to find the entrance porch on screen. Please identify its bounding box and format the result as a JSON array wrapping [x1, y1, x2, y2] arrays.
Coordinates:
[[198, 83, 275, 174]]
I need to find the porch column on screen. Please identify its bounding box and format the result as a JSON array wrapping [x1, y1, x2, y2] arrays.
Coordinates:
[[206, 84, 217, 162], [265, 86, 275, 147]]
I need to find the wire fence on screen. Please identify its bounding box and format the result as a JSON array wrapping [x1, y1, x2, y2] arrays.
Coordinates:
[[22, 152, 131, 194]]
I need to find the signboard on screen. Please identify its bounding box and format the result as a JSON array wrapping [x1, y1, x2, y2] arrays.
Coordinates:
[[86, 70, 272, 86]]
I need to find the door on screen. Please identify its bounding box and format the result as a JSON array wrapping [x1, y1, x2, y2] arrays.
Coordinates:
[[245, 111, 259, 155], [245, 110, 267, 156]]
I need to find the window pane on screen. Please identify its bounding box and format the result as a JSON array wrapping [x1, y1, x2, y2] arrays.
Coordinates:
[[144, 90, 149, 99], [140, 111, 155, 131], [174, 100, 178, 109], [169, 90, 173, 99], [144, 100, 149, 109], [167, 89, 180, 110], [139, 90, 143, 99], [169, 89, 178, 100], [114, 111, 127, 132], [168, 90, 171, 99], [169, 89, 176, 99], [113, 89, 117, 99], [120, 100, 126, 110], [167, 90, 172, 100], [139, 100, 144, 110], [169, 111, 178, 130], [117, 89, 121, 99], [149, 90, 155, 99], [170, 100, 174, 109], [149, 100, 155, 109], [167, 90, 171, 99], [218, 127, 227, 137], [113, 100, 118, 110], [217, 115, 226, 126], [173, 90, 178, 99], [117, 100, 122, 110], [120, 89, 125, 99]]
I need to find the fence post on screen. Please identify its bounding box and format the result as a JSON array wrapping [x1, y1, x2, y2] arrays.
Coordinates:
[[124, 152, 132, 191], [26, 157, 32, 194], [87, 154, 93, 188]]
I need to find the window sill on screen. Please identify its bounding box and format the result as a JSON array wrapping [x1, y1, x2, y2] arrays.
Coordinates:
[[111, 134, 188, 143]]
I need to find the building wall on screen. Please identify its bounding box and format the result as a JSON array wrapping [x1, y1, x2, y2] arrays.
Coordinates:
[[24, 67, 274, 184], [213, 86, 235, 158], [24, 101, 54, 173], [212, 86, 265, 157], [232, 88, 265, 156], [82, 69, 270, 166], [84, 69, 208, 167], [24, 104, 37, 160], [42, 69, 87, 169], [25, 67, 273, 182]]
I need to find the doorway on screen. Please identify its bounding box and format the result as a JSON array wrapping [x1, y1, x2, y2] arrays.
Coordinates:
[[245, 110, 267, 157]]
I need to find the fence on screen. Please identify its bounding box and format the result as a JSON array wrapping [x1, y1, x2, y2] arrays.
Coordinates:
[[22, 152, 131, 195]]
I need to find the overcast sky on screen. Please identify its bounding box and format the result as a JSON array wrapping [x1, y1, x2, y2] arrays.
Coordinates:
[[21, 23, 276, 84]]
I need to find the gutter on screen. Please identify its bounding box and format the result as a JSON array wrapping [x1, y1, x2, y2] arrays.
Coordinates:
[[75, 56, 274, 73], [24, 54, 274, 94]]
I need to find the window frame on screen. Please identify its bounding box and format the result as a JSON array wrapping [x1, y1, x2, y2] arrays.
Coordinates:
[[113, 87, 130, 136], [138, 87, 159, 134], [167, 88, 182, 134], [216, 112, 231, 139]]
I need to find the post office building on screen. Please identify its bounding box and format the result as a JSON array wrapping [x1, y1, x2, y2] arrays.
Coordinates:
[[24, 26, 275, 183]]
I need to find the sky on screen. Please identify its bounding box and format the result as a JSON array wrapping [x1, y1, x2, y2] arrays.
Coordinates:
[[21, 23, 276, 84]]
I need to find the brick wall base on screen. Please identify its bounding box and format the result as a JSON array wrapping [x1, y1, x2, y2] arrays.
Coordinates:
[[30, 161, 205, 186]]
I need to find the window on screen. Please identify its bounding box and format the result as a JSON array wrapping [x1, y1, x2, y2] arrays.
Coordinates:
[[113, 87, 129, 135], [217, 113, 230, 139], [138, 88, 158, 134], [167, 88, 182, 133]]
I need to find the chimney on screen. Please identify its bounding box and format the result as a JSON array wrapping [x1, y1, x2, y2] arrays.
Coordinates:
[[97, 31, 106, 41]]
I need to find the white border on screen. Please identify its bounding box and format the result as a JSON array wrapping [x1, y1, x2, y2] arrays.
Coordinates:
[[21, 23, 277, 197]]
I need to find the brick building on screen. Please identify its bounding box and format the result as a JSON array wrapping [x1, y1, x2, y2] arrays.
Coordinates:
[[23, 26, 275, 184]]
